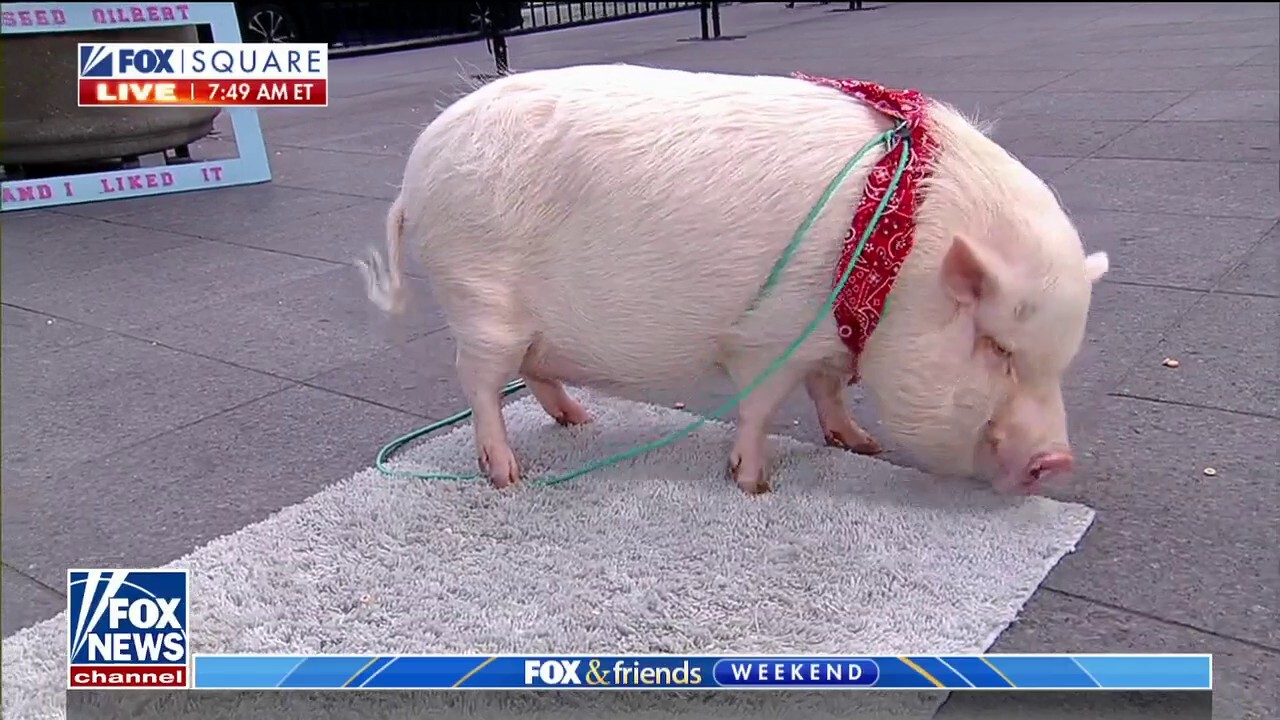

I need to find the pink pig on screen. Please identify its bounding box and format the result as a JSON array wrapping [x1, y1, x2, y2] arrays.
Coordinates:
[[359, 64, 1109, 496]]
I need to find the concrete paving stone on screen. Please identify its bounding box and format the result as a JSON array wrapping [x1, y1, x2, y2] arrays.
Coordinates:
[[0, 566, 63, 639], [1065, 283, 1202, 395], [1025, 36, 1159, 57], [326, 43, 493, 82], [53, 182, 360, 232], [856, 29, 996, 50], [1153, 89, 1280, 122], [1024, 9, 1194, 29], [265, 147, 397, 197], [1014, 155, 1078, 180], [342, 79, 457, 118], [1210, 63, 1280, 92], [307, 329, 467, 421], [1244, 44, 1279, 66], [1114, 17, 1272, 36], [1095, 120, 1280, 164], [1083, 47, 1266, 69], [0, 216, 198, 299], [1118, 293, 1278, 418], [885, 69, 1077, 95], [1066, 211, 1277, 290], [1218, 225, 1278, 297], [616, 50, 812, 77], [222, 197, 397, 265], [170, 189, 367, 245], [1141, 28, 1280, 52], [938, 590, 1278, 720], [1193, 2, 1280, 21], [1048, 23, 1226, 51], [0, 207, 121, 238], [310, 72, 495, 117], [326, 73, 447, 102], [265, 114, 428, 157], [994, 90, 1192, 121], [1, 306, 107, 356], [254, 104, 330, 132], [1051, 158, 1280, 220], [263, 150, 399, 203], [961, 55, 1101, 73], [1085, 8, 1223, 29], [1104, 28, 1264, 53], [132, 266, 445, 382], [987, 117, 1142, 158], [1190, 15, 1280, 35], [270, 155, 404, 202], [9, 241, 337, 333], [2, 385, 424, 595], [255, 67, 466, 132], [0, 333, 288, 475], [1039, 67, 1229, 92], [893, 40, 1055, 63], [1042, 395, 1279, 647]]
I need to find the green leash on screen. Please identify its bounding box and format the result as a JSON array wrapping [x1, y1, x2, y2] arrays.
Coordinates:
[[374, 121, 913, 486]]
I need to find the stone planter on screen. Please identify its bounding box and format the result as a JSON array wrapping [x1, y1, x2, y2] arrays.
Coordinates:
[[0, 25, 222, 168]]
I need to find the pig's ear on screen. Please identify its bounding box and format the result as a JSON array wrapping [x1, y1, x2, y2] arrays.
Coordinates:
[[941, 234, 1001, 304], [1084, 251, 1109, 283]]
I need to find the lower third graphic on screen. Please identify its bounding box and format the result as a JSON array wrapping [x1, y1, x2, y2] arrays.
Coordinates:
[[67, 569, 190, 688]]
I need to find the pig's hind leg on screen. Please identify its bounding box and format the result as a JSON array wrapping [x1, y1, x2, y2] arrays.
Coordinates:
[[517, 340, 591, 426], [724, 356, 810, 495], [455, 342, 525, 488], [448, 298, 537, 489], [804, 369, 883, 455], [520, 370, 591, 427]]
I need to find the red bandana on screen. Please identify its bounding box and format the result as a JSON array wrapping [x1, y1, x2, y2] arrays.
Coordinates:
[[794, 73, 942, 381]]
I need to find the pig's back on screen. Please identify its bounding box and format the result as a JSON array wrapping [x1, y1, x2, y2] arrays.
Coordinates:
[[402, 65, 894, 384]]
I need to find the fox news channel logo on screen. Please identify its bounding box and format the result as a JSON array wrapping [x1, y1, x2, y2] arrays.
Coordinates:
[[76, 43, 328, 108], [67, 569, 189, 689]]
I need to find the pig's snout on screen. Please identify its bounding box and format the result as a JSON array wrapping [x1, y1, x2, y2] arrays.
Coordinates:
[[982, 384, 1076, 495], [1024, 450, 1074, 488], [990, 445, 1074, 495]]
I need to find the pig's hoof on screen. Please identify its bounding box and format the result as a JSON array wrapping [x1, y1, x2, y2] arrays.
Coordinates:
[[825, 430, 883, 456], [553, 403, 592, 427], [728, 457, 771, 495], [479, 446, 521, 489]]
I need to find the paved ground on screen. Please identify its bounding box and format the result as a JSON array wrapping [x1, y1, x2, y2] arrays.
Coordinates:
[[2, 1, 1276, 716]]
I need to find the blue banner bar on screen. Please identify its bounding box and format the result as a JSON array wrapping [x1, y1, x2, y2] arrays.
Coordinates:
[[191, 654, 1212, 690]]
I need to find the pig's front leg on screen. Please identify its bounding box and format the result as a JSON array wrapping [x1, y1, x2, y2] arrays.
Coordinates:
[[724, 357, 810, 495], [804, 369, 884, 455]]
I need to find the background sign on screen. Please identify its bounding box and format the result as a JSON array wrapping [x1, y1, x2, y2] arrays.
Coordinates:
[[0, 2, 273, 211]]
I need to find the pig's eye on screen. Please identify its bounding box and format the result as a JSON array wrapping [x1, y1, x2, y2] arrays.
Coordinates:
[[981, 336, 1014, 362], [986, 338, 1016, 377]]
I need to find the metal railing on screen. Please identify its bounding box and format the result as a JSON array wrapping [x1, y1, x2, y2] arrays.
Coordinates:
[[318, 1, 705, 58], [519, 2, 702, 33]]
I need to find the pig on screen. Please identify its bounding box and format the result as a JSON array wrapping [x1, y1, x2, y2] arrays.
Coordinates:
[[358, 64, 1110, 496]]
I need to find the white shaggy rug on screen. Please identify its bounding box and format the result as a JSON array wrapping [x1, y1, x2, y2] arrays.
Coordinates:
[[3, 389, 1094, 719]]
